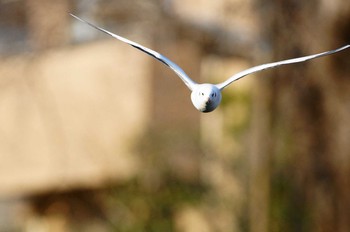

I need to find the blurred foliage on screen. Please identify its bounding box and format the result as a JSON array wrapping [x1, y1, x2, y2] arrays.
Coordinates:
[[101, 128, 208, 232], [270, 171, 311, 232], [105, 177, 208, 232], [221, 89, 252, 136]]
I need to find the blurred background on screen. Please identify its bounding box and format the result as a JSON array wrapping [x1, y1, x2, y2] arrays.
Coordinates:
[[0, 0, 349, 231]]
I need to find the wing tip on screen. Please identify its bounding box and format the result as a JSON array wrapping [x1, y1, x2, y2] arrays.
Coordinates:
[[69, 13, 77, 18]]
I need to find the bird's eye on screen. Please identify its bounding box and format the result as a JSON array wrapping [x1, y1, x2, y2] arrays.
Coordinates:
[[201, 93, 204, 96]]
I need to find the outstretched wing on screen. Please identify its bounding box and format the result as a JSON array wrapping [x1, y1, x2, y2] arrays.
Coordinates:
[[70, 14, 197, 91], [216, 45, 350, 90]]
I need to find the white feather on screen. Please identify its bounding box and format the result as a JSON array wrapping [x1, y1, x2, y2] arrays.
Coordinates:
[[70, 14, 350, 112]]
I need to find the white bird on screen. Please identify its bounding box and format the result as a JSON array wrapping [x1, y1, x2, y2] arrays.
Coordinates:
[[70, 14, 350, 113]]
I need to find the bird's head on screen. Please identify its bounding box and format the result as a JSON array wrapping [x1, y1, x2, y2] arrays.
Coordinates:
[[191, 84, 222, 112]]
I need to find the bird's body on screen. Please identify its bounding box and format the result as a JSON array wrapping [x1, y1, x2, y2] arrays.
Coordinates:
[[70, 14, 350, 113], [191, 84, 222, 112]]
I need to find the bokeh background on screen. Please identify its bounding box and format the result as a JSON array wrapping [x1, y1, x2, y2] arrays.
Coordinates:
[[0, 0, 349, 231]]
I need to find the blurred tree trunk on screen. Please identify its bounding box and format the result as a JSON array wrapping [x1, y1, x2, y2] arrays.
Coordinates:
[[250, 0, 350, 231], [26, 0, 69, 50]]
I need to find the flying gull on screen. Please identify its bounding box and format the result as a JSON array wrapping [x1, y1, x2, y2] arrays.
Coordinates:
[[70, 14, 350, 113]]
